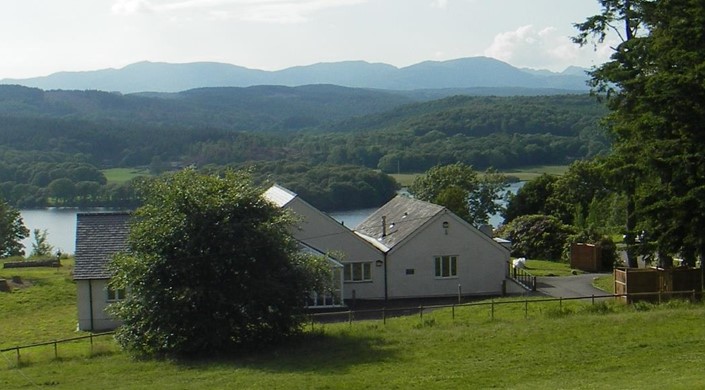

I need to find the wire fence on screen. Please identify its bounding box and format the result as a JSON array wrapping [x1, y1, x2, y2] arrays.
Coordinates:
[[2, 289, 701, 367], [1, 332, 115, 367], [308, 289, 702, 326]]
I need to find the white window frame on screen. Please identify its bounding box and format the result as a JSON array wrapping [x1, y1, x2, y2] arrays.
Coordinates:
[[434, 255, 458, 279], [343, 262, 372, 282], [106, 286, 126, 302]]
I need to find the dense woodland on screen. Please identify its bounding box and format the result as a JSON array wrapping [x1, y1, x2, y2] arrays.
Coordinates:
[[0, 84, 608, 209]]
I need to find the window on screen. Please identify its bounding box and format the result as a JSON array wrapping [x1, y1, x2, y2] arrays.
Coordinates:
[[344, 262, 372, 282], [434, 256, 457, 278], [107, 286, 126, 301]]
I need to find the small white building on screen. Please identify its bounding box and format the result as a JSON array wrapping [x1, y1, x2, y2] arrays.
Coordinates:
[[73, 212, 131, 332], [354, 195, 510, 299]]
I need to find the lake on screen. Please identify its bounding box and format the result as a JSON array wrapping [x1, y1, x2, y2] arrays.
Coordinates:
[[19, 182, 524, 255]]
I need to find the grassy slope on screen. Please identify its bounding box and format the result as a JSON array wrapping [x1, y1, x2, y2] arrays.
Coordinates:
[[101, 168, 150, 184], [2, 259, 705, 389]]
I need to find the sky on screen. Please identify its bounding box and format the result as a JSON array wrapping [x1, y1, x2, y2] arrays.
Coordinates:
[[0, 0, 616, 79]]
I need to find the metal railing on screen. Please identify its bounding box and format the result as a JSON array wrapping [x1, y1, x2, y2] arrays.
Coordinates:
[[510, 265, 537, 291]]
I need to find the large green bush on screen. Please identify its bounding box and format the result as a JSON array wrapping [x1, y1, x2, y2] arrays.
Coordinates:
[[497, 214, 576, 261]]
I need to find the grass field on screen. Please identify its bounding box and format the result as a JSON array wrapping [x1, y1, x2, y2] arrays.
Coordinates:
[[2, 258, 705, 389], [390, 165, 569, 187], [501, 165, 569, 181], [101, 168, 151, 184]]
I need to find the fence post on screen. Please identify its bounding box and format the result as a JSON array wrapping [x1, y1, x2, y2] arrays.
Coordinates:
[[16, 347, 20, 365], [491, 298, 495, 321], [348, 310, 353, 325], [383, 307, 386, 325], [419, 306, 424, 322], [524, 299, 528, 319], [532, 276, 537, 291], [592, 294, 595, 305], [90, 333, 94, 355], [559, 297, 562, 311], [452, 304, 455, 320], [54, 340, 58, 359]]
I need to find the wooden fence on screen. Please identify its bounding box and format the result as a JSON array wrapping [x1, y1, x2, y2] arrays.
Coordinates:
[[614, 267, 703, 303]]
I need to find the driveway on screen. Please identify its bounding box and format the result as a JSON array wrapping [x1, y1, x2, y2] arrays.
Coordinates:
[[536, 273, 612, 299]]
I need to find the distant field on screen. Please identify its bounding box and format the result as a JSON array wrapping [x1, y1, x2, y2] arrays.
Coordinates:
[[501, 165, 569, 181], [390, 165, 569, 187], [102, 168, 150, 184]]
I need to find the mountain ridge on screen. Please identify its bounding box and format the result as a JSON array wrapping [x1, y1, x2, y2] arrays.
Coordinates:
[[1, 57, 589, 94]]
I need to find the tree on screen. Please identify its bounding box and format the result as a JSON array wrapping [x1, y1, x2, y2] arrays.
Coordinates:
[[496, 214, 576, 261], [29, 229, 53, 258], [503, 174, 558, 224], [0, 198, 28, 258], [109, 169, 329, 356], [576, 0, 705, 266], [410, 163, 507, 226]]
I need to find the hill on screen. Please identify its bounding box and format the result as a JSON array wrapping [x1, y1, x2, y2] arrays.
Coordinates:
[[0, 84, 414, 131], [0, 57, 589, 94]]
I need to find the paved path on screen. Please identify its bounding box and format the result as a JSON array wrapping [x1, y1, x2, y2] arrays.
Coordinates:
[[536, 273, 612, 299]]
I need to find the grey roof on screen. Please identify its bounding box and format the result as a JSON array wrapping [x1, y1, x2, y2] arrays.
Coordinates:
[[73, 212, 131, 280], [355, 195, 444, 251]]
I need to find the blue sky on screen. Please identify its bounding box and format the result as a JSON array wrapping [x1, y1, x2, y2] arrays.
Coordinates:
[[0, 0, 615, 79]]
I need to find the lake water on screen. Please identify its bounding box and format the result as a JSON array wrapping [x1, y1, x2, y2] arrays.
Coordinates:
[[19, 182, 524, 255]]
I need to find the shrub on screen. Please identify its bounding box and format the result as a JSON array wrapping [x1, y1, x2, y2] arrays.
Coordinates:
[[497, 214, 576, 261]]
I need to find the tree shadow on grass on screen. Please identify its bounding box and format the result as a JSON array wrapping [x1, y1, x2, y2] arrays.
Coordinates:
[[175, 329, 399, 374]]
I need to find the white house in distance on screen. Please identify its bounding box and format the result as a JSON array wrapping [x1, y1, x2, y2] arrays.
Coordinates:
[[354, 195, 511, 300], [73, 212, 131, 331]]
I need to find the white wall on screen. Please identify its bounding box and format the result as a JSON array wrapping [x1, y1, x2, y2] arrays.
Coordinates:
[[76, 279, 121, 331], [386, 212, 509, 299], [286, 198, 385, 300]]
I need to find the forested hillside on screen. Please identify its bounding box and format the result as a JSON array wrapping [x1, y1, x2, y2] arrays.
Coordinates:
[[0, 85, 608, 209]]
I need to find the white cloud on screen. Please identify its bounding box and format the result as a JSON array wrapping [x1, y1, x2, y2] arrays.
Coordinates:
[[430, 0, 448, 9], [484, 24, 612, 71], [112, 0, 367, 23], [112, 0, 155, 15]]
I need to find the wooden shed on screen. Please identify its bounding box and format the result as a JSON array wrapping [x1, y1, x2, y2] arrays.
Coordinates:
[[570, 243, 602, 272]]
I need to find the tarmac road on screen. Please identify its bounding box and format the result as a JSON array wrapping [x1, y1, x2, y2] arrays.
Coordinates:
[[536, 273, 612, 299]]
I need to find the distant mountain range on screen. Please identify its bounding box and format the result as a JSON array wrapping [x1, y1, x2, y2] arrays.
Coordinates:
[[0, 57, 589, 94]]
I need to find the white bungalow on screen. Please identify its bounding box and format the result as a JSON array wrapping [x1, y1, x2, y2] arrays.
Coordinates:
[[354, 195, 511, 299]]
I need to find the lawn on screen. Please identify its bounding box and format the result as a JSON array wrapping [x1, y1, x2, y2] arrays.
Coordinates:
[[3, 258, 705, 389], [593, 274, 616, 293], [101, 168, 151, 184], [522, 259, 582, 277]]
